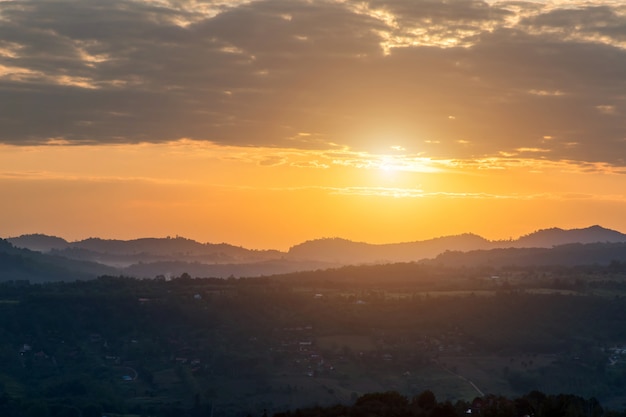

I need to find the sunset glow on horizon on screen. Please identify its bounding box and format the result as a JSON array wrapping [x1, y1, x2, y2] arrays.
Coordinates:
[[3, 139, 625, 250], [2, 0, 626, 250]]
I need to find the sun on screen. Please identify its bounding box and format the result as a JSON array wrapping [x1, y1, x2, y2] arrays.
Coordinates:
[[372, 154, 413, 186], [363, 145, 442, 191], [378, 156, 403, 175]]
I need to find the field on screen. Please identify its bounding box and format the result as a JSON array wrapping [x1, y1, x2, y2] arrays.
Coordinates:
[[2, 267, 626, 416]]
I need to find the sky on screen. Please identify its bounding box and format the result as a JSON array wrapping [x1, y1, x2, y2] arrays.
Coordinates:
[[1, 0, 626, 250]]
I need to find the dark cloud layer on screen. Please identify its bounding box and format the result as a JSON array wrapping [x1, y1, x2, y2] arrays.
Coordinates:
[[1, 0, 625, 164]]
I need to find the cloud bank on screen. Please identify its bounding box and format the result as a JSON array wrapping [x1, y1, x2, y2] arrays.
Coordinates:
[[1, 0, 625, 165]]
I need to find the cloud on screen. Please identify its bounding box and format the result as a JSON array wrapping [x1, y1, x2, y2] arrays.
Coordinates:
[[0, 0, 625, 166]]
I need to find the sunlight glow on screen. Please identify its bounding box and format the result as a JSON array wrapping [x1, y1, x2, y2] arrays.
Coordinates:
[[2, 0, 626, 250], [2, 138, 626, 249]]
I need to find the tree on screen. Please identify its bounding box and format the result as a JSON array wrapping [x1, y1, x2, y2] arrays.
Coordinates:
[[413, 390, 437, 411], [355, 391, 408, 408]]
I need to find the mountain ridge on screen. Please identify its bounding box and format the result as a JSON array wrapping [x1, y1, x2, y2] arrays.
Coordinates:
[[507, 225, 626, 248], [0, 239, 115, 282], [423, 241, 626, 268], [285, 225, 626, 263], [286, 233, 492, 264], [5, 225, 625, 279], [9, 225, 623, 256]]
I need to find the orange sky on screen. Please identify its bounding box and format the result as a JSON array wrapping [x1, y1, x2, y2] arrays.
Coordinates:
[[2, 140, 625, 250], [1, 0, 626, 250]]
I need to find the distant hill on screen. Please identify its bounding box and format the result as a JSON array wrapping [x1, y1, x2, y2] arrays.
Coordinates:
[[70, 236, 278, 260], [510, 225, 626, 248], [0, 239, 115, 282], [285, 226, 626, 264], [7, 233, 69, 252], [0, 236, 338, 280], [286, 234, 491, 264], [425, 242, 626, 268], [4, 235, 333, 279], [5, 225, 626, 280], [8, 235, 284, 268]]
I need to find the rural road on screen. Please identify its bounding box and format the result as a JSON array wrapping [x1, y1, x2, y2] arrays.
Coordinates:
[[433, 360, 485, 397]]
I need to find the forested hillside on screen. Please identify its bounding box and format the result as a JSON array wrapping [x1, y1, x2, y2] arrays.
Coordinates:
[[1, 262, 626, 416], [275, 390, 613, 417]]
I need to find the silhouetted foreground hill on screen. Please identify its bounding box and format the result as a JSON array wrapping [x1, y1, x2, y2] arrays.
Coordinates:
[[275, 390, 611, 417]]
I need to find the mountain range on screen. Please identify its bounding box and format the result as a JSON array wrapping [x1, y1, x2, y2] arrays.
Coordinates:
[[3, 225, 626, 281]]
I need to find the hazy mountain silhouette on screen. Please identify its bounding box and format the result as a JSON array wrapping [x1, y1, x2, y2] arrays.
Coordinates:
[[0, 238, 335, 281], [8, 235, 283, 268], [509, 225, 626, 248], [286, 234, 491, 264], [425, 242, 626, 268], [0, 239, 115, 282], [7, 233, 69, 252], [70, 236, 279, 259], [4, 235, 333, 279], [285, 226, 626, 264], [5, 225, 626, 280]]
